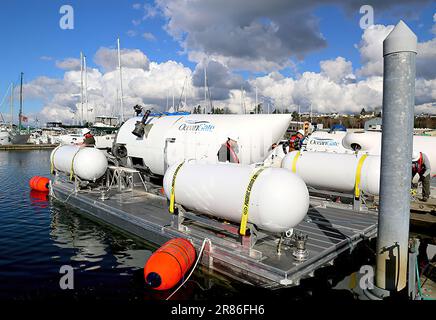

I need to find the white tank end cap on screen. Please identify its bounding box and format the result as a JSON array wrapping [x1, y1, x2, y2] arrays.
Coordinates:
[[383, 20, 418, 56]]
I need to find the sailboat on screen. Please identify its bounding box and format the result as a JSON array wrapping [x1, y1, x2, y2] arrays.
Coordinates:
[[9, 73, 30, 144]]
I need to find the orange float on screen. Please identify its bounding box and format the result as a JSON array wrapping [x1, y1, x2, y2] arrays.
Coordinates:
[[144, 238, 196, 290], [29, 176, 50, 192]]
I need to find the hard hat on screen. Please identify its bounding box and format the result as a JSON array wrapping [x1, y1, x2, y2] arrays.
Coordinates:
[[82, 128, 91, 135], [412, 152, 420, 162], [297, 129, 305, 135], [227, 131, 239, 141]]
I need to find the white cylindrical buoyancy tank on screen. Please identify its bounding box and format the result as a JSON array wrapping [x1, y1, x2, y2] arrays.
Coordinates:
[[115, 114, 293, 176], [163, 162, 310, 233], [51, 145, 108, 181], [281, 151, 381, 196], [305, 131, 353, 154], [342, 131, 436, 176]]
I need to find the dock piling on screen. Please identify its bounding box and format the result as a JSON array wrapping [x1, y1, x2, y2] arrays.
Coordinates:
[[376, 20, 417, 291]]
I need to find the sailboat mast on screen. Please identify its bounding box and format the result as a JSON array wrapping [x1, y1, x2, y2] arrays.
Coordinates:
[[80, 51, 84, 126], [204, 65, 207, 114], [10, 83, 13, 129], [84, 54, 88, 124], [255, 86, 258, 114], [18, 72, 23, 132], [117, 38, 125, 123]]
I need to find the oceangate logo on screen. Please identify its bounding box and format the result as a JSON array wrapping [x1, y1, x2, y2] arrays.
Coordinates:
[[178, 120, 215, 132], [309, 138, 339, 147]]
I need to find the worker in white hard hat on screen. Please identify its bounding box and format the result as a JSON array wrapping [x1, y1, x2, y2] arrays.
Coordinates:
[[288, 129, 305, 151], [217, 132, 240, 163], [79, 128, 96, 147], [412, 151, 431, 202]]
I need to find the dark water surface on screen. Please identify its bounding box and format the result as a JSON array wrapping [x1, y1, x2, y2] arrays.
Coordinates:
[[0, 150, 364, 301]]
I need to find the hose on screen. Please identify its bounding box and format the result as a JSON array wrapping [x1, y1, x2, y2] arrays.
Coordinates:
[[166, 238, 211, 300], [416, 259, 435, 300]]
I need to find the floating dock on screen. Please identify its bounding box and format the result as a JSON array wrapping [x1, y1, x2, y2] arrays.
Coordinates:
[[51, 176, 378, 289], [0, 144, 58, 151]]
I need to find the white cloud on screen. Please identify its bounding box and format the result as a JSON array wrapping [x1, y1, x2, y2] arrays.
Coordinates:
[[55, 58, 81, 71], [320, 57, 355, 84], [357, 21, 436, 79], [94, 47, 150, 72], [356, 24, 394, 77], [142, 32, 156, 41]]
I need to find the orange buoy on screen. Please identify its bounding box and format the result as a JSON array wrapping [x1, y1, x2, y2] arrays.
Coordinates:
[[29, 176, 50, 192], [144, 238, 196, 290]]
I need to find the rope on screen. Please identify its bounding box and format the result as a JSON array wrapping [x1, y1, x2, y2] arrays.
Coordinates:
[[166, 238, 210, 300]]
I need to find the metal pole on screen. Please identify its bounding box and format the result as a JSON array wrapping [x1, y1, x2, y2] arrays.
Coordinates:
[[376, 20, 417, 292], [255, 86, 258, 114], [117, 38, 125, 123], [204, 64, 207, 114], [19, 72, 23, 132], [10, 83, 13, 129], [84, 55, 88, 124], [80, 51, 84, 126]]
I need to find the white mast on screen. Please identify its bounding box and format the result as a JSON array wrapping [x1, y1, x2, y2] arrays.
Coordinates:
[[80, 51, 84, 125], [10, 83, 14, 129], [204, 66, 207, 114], [117, 38, 125, 123], [255, 86, 258, 114], [84, 55, 89, 124]]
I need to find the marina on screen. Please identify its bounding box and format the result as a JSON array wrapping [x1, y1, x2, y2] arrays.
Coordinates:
[[1, 1, 436, 308]]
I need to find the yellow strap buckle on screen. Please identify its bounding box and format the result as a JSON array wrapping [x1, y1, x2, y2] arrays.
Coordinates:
[[354, 154, 368, 199], [169, 162, 185, 214], [240, 167, 265, 236]]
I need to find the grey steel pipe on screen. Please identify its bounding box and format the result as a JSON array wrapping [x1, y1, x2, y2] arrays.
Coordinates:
[[376, 20, 417, 291]]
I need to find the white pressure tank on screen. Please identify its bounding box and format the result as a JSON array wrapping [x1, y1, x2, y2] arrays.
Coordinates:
[[281, 151, 381, 196], [115, 114, 293, 176], [343, 131, 436, 176], [51, 145, 108, 181], [163, 162, 310, 233], [305, 131, 353, 154]]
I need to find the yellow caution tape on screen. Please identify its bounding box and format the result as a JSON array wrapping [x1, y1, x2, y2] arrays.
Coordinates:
[[169, 162, 185, 214], [354, 154, 368, 199], [292, 151, 301, 173], [240, 167, 265, 236]]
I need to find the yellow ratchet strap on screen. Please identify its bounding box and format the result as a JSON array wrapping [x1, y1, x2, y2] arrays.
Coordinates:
[[292, 151, 301, 173], [354, 154, 368, 199], [240, 167, 265, 236], [169, 162, 185, 214], [69, 148, 82, 180], [50, 145, 61, 174]]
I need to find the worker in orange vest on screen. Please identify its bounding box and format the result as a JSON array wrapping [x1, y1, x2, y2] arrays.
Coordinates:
[[412, 152, 431, 202]]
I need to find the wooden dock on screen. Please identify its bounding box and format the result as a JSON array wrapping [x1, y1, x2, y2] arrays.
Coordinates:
[[0, 144, 58, 151]]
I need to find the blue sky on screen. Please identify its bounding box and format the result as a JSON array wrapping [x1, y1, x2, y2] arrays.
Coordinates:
[[0, 0, 435, 119]]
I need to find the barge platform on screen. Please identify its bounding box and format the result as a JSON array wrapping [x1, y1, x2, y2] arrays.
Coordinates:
[[51, 175, 378, 289]]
